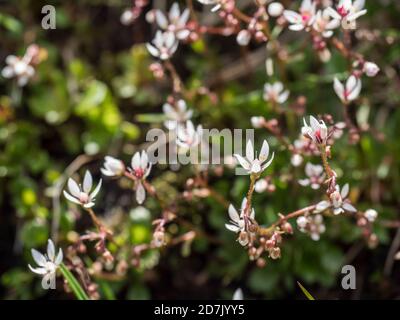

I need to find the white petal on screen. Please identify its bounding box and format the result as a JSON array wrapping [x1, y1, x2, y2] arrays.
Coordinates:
[[261, 152, 274, 171], [233, 154, 251, 170], [233, 288, 243, 300], [225, 223, 240, 233], [63, 191, 81, 205], [146, 43, 160, 58], [136, 182, 146, 204], [283, 10, 302, 24], [47, 240, 55, 261], [28, 265, 47, 275], [155, 10, 168, 29], [131, 152, 141, 169], [55, 249, 63, 265], [83, 171, 93, 193], [1, 66, 14, 78], [259, 140, 270, 162], [245, 140, 254, 162], [333, 77, 344, 101], [341, 183, 349, 198], [67, 178, 81, 197], [342, 202, 357, 212], [228, 204, 240, 223], [289, 24, 305, 31], [169, 2, 180, 21], [316, 200, 330, 212], [31, 249, 47, 267], [140, 151, 149, 170], [90, 179, 102, 199]]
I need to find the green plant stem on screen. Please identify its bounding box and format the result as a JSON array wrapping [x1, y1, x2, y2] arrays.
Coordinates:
[[59, 263, 90, 300]]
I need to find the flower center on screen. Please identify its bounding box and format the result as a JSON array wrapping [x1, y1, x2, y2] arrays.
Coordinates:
[[133, 167, 145, 179], [337, 6, 348, 17], [79, 192, 89, 204]]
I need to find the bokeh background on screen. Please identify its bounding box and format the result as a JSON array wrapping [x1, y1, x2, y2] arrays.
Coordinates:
[[0, 0, 399, 299]]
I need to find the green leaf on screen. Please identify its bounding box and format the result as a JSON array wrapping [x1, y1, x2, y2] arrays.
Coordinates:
[[59, 263, 90, 300], [297, 281, 315, 300]]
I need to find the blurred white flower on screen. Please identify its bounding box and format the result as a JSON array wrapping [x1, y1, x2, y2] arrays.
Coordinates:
[[251, 116, 265, 128], [363, 61, 379, 77], [326, 0, 367, 26], [155, 3, 190, 40], [299, 163, 325, 189], [28, 239, 63, 287], [283, 0, 316, 31], [291, 153, 303, 167], [312, 9, 340, 38], [2, 55, 35, 87], [233, 288, 244, 300], [301, 115, 328, 145], [236, 30, 251, 46], [129, 151, 152, 204], [268, 2, 284, 17], [146, 31, 178, 60], [176, 120, 203, 150], [264, 82, 289, 104], [297, 214, 325, 241], [225, 198, 254, 233], [163, 99, 193, 130], [101, 156, 125, 177], [254, 179, 268, 193], [234, 139, 274, 175], [120, 9, 135, 25], [364, 209, 378, 222], [316, 183, 357, 215], [333, 75, 362, 103], [63, 171, 102, 208]]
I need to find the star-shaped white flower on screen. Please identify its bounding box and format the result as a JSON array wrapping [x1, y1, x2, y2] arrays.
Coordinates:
[[225, 198, 255, 233], [283, 0, 316, 31], [333, 75, 362, 103], [101, 156, 125, 177], [129, 151, 152, 204], [28, 239, 63, 286], [326, 0, 367, 25], [2, 55, 35, 87], [298, 162, 325, 190], [63, 171, 102, 208], [315, 183, 357, 215], [263, 82, 290, 104], [234, 140, 274, 175], [312, 9, 341, 38], [146, 31, 179, 60], [163, 99, 193, 130], [301, 116, 328, 145], [176, 120, 203, 150], [155, 3, 190, 40]]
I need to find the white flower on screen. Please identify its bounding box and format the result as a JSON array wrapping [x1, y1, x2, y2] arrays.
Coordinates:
[[333, 75, 362, 103], [291, 154, 303, 167], [2, 55, 35, 87], [129, 151, 152, 204], [298, 163, 325, 190], [283, 0, 316, 31], [296, 216, 308, 229], [251, 116, 265, 128], [263, 82, 290, 104], [364, 209, 378, 222], [176, 120, 203, 150], [234, 139, 274, 175], [28, 239, 63, 286], [236, 30, 251, 46], [301, 115, 328, 145], [146, 31, 178, 60], [316, 183, 357, 215], [297, 215, 325, 241], [225, 198, 255, 233], [254, 179, 268, 193], [233, 288, 244, 300], [326, 0, 367, 26], [163, 99, 193, 130], [312, 9, 340, 38], [363, 61, 379, 77], [268, 2, 284, 17], [155, 3, 190, 40], [101, 156, 125, 177], [120, 9, 135, 25], [63, 171, 102, 208]]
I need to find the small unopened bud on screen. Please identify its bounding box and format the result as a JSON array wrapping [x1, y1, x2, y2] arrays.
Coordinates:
[[268, 2, 284, 17], [282, 221, 293, 234], [363, 61, 379, 77], [251, 116, 266, 128], [367, 233, 379, 249], [237, 30, 251, 46], [364, 209, 378, 223], [256, 258, 267, 268]]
